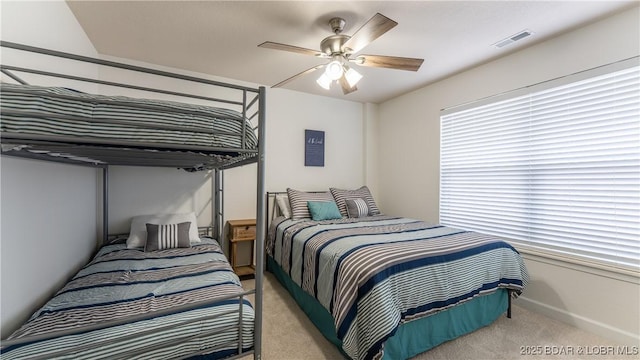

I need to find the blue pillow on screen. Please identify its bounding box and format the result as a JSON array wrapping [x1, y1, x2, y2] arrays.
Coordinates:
[[307, 201, 342, 221]]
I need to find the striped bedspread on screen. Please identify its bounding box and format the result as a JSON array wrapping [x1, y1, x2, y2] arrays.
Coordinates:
[[268, 216, 529, 360], [0, 83, 258, 150], [2, 239, 254, 360]]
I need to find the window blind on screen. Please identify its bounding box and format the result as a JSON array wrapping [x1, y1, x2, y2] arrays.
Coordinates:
[[440, 59, 640, 273]]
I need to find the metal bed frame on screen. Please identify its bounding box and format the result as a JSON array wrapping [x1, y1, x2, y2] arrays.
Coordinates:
[[0, 41, 266, 360]]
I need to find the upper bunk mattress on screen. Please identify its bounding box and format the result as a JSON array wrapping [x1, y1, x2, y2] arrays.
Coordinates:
[[0, 83, 258, 150]]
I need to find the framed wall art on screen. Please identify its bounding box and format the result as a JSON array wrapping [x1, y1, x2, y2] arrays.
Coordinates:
[[304, 129, 324, 167]]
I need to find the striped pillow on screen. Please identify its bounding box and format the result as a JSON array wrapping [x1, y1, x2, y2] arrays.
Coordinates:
[[145, 222, 191, 252], [330, 186, 380, 217], [127, 212, 200, 249], [345, 198, 369, 218], [286, 188, 334, 220]]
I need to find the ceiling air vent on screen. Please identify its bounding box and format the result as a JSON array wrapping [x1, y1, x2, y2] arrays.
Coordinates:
[[493, 29, 533, 49]]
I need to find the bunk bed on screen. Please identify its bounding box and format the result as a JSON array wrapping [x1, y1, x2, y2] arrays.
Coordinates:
[[266, 190, 529, 360], [0, 41, 266, 360]]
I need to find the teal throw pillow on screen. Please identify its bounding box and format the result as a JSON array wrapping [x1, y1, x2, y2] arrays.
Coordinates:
[[307, 201, 342, 221]]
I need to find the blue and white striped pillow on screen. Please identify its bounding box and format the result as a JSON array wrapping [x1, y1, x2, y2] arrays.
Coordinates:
[[345, 198, 370, 218], [330, 186, 380, 217], [145, 222, 191, 252]]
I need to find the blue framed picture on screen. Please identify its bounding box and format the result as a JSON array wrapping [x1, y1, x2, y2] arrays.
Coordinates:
[[305, 129, 325, 167]]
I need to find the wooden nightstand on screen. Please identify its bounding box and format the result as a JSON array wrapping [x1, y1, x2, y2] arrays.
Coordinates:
[[227, 219, 256, 278]]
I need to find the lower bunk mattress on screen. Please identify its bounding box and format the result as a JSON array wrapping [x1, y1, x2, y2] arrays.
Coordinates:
[[267, 215, 529, 360], [1, 238, 254, 360]]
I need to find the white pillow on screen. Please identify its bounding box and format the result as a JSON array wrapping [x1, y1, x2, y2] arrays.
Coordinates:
[[126, 212, 200, 249], [275, 194, 292, 219]]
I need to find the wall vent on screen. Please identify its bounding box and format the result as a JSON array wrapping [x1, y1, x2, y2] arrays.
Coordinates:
[[493, 29, 533, 48]]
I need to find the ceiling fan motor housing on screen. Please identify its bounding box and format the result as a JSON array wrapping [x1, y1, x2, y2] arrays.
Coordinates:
[[321, 17, 352, 57], [320, 35, 351, 56]]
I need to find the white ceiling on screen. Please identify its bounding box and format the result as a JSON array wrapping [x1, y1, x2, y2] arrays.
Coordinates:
[[66, 1, 636, 104]]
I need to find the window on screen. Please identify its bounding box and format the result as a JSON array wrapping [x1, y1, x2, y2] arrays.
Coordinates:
[[440, 58, 639, 274]]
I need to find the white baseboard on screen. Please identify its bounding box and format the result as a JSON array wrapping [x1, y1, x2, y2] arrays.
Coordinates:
[[517, 296, 640, 346]]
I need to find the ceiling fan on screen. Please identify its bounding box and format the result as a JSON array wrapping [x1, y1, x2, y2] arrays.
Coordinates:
[[258, 13, 424, 95]]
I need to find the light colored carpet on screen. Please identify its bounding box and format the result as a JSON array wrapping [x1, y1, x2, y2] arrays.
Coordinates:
[[241, 273, 628, 360]]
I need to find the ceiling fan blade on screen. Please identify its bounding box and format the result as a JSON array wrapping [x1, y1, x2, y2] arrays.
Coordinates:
[[272, 64, 325, 88], [355, 54, 424, 71], [342, 13, 398, 54], [338, 76, 358, 95], [258, 41, 326, 57]]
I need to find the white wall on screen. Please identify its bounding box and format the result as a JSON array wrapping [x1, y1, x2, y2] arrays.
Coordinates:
[[266, 88, 365, 192], [0, 1, 98, 91], [0, 157, 98, 335], [108, 166, 214, 235], [0, 1, 101, 335], [363, 103, 380, 199], [377, 6, 640, 345]]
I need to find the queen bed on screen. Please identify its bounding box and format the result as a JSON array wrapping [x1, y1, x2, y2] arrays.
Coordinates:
[[0, 41, 267, 359], [267, 188, 529, 360]]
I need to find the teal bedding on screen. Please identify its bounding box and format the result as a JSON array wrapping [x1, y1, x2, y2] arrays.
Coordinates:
[[268, 256, 508, 360]]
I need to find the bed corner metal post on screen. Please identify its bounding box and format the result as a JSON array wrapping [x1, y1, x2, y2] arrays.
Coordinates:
[[214, 168, 224, 253], [254, 86, 267, 360], [102, 165, 109, 245]]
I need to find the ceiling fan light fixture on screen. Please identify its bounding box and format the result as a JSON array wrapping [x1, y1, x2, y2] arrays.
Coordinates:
[[344, 66, 363, 87], [316, 73, 332, 90], [260, 13, 424, 94], [325, 60, 344, 80]]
